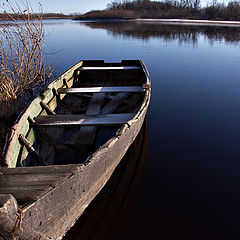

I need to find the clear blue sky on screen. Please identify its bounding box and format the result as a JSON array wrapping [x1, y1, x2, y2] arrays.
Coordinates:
[[29, 0, 230, 14]]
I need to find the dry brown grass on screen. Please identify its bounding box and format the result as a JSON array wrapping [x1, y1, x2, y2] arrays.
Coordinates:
[[0, 1, 53, 160], [0, 0, 53, 119]]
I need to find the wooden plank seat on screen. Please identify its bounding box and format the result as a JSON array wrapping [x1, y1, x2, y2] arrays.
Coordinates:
[[65, 92, 106, 145], [79, 66, 140, 70], [0, 165, 78, 202], [33, 113, 135, 127], [57, 86, 144, 94], [0, 164, 78, 175]]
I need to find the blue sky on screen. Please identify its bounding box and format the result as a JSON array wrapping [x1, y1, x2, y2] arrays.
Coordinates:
[[30, 0, 111, 14], [28, 0, 230, 14]]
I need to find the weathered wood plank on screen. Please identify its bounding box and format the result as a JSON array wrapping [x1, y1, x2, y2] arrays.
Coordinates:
[[0, 164, 78, 175], [0, 173, 70, 186], [66, 93, 106, 145], [80, 66, 140, 70], [57, 86, 143, 94], [18, 128, 35, 166], [18, 134, 44, 165], [81, 93, 105, 115], [76, 82, 140, 88], [40, 101, 56, 115], [47, 96, 58, 112], [102, 93, 130, 115], [0, 185, 53, 202], [0, 171, 72, 203], [33, 113, 134, 126], [74, 93, 105, 145]]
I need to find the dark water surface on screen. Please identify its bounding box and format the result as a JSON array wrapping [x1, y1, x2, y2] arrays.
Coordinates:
[[44, 20, 240, 240]]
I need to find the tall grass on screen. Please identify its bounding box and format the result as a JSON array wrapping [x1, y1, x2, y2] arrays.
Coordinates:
[[0, 0, 53, 119], [0, 0, 53, 159]]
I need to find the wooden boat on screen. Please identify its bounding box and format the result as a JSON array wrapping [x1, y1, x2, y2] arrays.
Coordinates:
[[0, 60, 151, 240]]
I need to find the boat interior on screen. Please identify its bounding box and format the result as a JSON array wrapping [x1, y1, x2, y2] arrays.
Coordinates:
[[13, 60, 148, 167]]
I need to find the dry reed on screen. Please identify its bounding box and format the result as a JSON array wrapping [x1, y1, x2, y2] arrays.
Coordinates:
[[0, 0, 53, 160], [0, 0, 53, 119]]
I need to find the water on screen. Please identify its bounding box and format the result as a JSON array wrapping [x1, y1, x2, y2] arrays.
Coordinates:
[[43, 20, 240, 239]]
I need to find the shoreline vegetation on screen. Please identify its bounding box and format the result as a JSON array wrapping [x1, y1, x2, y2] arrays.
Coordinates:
[[74, 0, 240, 22], [0, 1, 53, 158]]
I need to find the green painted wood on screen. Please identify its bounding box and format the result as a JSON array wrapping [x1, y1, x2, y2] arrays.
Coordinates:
[[19, 128, 36, 166], [3, 61, 83, 168]]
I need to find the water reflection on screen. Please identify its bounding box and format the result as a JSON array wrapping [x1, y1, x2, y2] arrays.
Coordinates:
[[63, 119, 149, 240], [80, 21, 240, 45]]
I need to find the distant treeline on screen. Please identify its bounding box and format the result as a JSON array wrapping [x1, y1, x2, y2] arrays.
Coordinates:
[[0, 13, 77, 20], [76, 0, 240, 21], [42, 13, 77, 19]]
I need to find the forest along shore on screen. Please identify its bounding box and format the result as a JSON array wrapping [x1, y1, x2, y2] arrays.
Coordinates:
[[75, 0, 240, 22]]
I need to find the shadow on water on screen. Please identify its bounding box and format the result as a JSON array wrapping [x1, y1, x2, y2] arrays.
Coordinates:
[[63, 119, 149, 240], [80, 21, 240, 45]]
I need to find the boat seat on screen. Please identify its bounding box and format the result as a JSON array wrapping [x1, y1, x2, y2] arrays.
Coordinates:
[[0, 165, 78, 202], [57, 86, 144, 94], [33, 113, 135, 126], [79, 66, 140, 70]]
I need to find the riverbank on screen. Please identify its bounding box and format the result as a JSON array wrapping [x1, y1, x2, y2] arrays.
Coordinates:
[[78, 0, 240, 23], [0, 15, 76, 21], [77, 18, 240, 27], [134, 18, 240, 26]]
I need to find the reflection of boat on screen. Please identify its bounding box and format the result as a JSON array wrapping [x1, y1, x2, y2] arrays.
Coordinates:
[[0, 60, 151, 240], [64, 119, 149, 240]]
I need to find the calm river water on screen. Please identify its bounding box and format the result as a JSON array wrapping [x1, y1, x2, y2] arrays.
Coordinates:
[[43, 20, 240, 240]]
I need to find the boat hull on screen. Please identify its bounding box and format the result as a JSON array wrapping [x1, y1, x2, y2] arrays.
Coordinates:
[[23, 78, 149, 238], [0, 60, 151, 239]]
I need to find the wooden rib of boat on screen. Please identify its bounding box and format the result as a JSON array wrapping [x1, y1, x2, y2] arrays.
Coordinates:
[[0, 60, 151, 240]]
